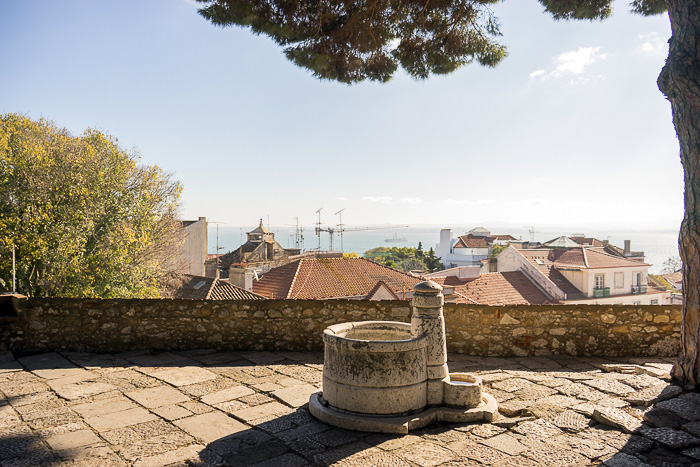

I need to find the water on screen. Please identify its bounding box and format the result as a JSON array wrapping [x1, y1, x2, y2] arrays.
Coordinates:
[[209, 226, 680, 274]]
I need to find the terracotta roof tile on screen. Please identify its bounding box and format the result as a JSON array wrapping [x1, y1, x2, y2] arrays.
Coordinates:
[[454, 234, 489, 249], [554, 247, 650, 269], [453, 271, 555, 305], [518, 249, 581, 296], [252, 258, 421, 299], [173, 275, 266, 300]]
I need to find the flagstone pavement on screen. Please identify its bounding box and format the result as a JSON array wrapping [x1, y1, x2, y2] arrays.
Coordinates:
[[0, 349, 697, 466]]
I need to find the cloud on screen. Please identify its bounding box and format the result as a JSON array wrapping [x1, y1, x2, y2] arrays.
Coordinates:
[[334, 197, 349, 201], [398, 197, 423, 204], [639, 32, 666, 54], [443, 199, 496, 206], [362, 196, 393, 204], [530, 47, 606, 82]]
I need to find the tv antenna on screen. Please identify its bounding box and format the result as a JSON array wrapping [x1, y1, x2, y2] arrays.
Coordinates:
[[209, 221, 226, 271], [315, 208, 323, 250], [524, 226, 538, 242], [335, 208, 345, 252]]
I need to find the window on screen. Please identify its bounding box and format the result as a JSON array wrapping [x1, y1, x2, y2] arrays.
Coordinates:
[[651, 299, 659, 305], [595, 274, 605, 288], [614, 272, 624, 289]]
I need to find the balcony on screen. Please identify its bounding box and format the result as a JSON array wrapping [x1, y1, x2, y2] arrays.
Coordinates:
[[593, 287, 610, 298], [632, 284, 648, 294]]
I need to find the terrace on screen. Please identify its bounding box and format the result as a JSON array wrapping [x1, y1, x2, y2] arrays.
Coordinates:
[[0, 349, 694, 466], [0, 296, 692, 466]]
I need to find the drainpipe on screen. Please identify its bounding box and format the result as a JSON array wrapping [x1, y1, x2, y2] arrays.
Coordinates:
[[411, 281, 448, 406]]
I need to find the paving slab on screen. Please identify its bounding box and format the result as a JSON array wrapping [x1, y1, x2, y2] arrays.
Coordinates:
[[200, 385, 255, 405], [640, 427, 700, 449], [44, 429, 101, 451], [592, 407, 643, 434], [126, 385, 190, 408], [146, 366, 218, 386], [231, 401, 294, 422], [272, 384, 317, 408], [479, 433, 527, 455], [84, 407, 157, 431], [174, 411, 248, 443]]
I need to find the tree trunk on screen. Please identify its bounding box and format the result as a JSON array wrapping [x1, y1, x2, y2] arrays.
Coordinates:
[[659, 1, 700, 387]]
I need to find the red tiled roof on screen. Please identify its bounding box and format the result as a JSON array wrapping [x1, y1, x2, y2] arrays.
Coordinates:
[[173, 275, 266, 300], [366, 280, 402, 300], [571, 237, 605, 247], [454, 234, 489, 249], [252, 258, 421, 299], [518, 250, 581, 296], [453, 271, 555, 305], [554, 247, 650, 269], [488, 235, 517, 242]]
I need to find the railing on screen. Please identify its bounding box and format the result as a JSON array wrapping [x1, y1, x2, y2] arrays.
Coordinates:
[[632, 285, 648, 294], [593, 287, 610, 298]]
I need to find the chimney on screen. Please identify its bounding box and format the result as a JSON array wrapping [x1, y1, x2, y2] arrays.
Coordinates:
[[624, 240, 631, 256], [229, 267, 254, 291]]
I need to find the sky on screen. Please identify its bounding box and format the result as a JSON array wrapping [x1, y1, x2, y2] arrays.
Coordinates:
[[0, 0, 682, 233]]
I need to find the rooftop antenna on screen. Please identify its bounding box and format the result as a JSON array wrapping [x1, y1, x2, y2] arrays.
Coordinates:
[[525, 226, 538, 242], [335, 208, 345, 253], [210, 221, 226, 271], [315, 208, 323, 250]]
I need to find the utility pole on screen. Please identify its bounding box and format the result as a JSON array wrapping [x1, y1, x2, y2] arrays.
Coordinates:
[[335, 208, 345, 253]]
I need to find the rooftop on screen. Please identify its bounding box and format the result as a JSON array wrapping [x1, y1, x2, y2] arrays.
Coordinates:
[[252, 258, 421, 299], [0, 350, 692, 466]]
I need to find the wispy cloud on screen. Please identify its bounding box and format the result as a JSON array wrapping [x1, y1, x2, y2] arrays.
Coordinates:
[[639, 32, 667, 54], [443, 199, 496, 206], [398, 197, 423, 204], [362, 196, 393, 204], [530, 47, 606, 83]]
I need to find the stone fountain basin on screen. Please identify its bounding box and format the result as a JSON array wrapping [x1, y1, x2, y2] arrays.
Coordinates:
[[322, 321, 429, 415]]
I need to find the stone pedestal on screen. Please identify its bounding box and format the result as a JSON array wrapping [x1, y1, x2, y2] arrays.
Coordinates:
[[309, 281, 498, 433]]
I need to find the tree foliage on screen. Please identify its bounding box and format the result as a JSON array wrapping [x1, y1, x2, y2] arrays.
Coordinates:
[[196, 0, 507, 83], [0, 114, 183, 298], [196, 0, 667, 83], [364, 244, 443, 272]]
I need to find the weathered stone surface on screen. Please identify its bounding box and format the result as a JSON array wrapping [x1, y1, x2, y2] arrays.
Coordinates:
[[174, 412, 248, 443], [553, 410, 591, 433], [592, 407, 643, 434], [45, 429, 101, 451], [84, 407, 157, 431], [200, 385, 255, 405], [644, 407, 683, 428], [641, 427, 700, 449], [657, 393, 700, 421], [398, 442, 454, 467], [146, 367, 217, 387], [603, 452, 653, 467], [625, 384, 682, 406], [479, 433, 527, 455], [272, 384, 317, 408], [126, 386, 189, 408]]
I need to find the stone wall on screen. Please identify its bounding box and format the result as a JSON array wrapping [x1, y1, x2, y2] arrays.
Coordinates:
[[0, 298, 681, 357]]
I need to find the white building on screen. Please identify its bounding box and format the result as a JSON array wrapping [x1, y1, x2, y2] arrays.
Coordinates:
[[178, 217, 208, 276], [437, 227, 516, 269], [496, 245, 670, 305]]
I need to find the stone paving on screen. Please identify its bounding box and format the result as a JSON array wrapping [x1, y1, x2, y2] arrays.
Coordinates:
[[0, 349, 697, 466]]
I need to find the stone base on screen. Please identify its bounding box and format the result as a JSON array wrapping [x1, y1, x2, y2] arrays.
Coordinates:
[[308, 391, 498, 434]]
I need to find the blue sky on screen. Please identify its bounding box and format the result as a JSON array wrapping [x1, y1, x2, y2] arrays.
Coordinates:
[[0, 0, 681, 232]]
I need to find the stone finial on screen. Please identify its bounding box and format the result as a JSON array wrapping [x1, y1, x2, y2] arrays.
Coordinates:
[[413, 281, 443, 295]]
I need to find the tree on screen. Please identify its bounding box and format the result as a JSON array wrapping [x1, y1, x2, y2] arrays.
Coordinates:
[[397, 257, 426, 272], [197, 0, 700, 387], [0, 114, 183, 298], [661, 256, 682, 274], [424, 247, 443, 273]]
